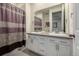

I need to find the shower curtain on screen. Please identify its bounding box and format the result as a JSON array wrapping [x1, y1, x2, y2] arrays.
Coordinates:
[[0, 3, 26, 55]]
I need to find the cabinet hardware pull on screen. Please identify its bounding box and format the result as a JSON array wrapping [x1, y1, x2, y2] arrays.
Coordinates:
[[50, 40, 55, 42], [60, 41, 67, 43], [56, 44, 59, 50], [69, 34, 75, 38], [40, 42, 44, 44]]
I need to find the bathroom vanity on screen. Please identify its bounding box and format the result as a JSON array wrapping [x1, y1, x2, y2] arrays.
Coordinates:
[[27, 33, 73, 56]]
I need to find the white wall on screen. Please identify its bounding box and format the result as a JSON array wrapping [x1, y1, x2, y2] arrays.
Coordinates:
[[12, 3, 26, 10], [74, 3, 79, 56], [26, 3, 33, 33], [32, 3, 61, 12], [26, 3, 31, 47], [68, 4, 74, 35]]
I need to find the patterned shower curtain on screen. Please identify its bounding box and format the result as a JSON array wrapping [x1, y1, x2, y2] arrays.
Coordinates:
[[0, 3, 26, 55]]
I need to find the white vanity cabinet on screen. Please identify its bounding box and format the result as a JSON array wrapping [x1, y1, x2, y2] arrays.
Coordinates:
[[27, 35, 33, 50], [37, 37, 48, 55], [47, 39, 58, 56], [47, 37, 72, 56], [27, 35, 39, 53], [58, 39, 73, 56], [58, 44, 71, 56], [27, 34, 73, 56]]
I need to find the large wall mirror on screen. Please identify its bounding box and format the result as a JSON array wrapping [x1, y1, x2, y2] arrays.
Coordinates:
[[33, 3, 67, 34]]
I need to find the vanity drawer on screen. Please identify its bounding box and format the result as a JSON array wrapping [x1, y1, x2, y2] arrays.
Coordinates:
[[48, 37, 71, 46], [48, 37, 58, 44], [58, 39, 72, 46]]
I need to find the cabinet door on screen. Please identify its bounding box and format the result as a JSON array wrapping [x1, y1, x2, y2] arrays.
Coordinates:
[[27, 35, 33, 50], [32, 36, 40, 52], [47, 39, 58, 56], [37, 36, 48, 55], [47, 44, 57, 56], [27, 35, 41, 54], [59, 45, 71, 56]]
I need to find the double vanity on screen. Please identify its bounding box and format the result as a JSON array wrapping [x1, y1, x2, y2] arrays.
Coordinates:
[[27, 32, 73, 56]]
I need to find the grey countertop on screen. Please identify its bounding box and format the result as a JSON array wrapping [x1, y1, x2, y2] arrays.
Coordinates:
[[27, 32, 73, 39]]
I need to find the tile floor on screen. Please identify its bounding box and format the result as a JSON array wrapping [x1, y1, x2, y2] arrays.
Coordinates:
[[3, 49, 29, 56], [3, 47, 41, 56]]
